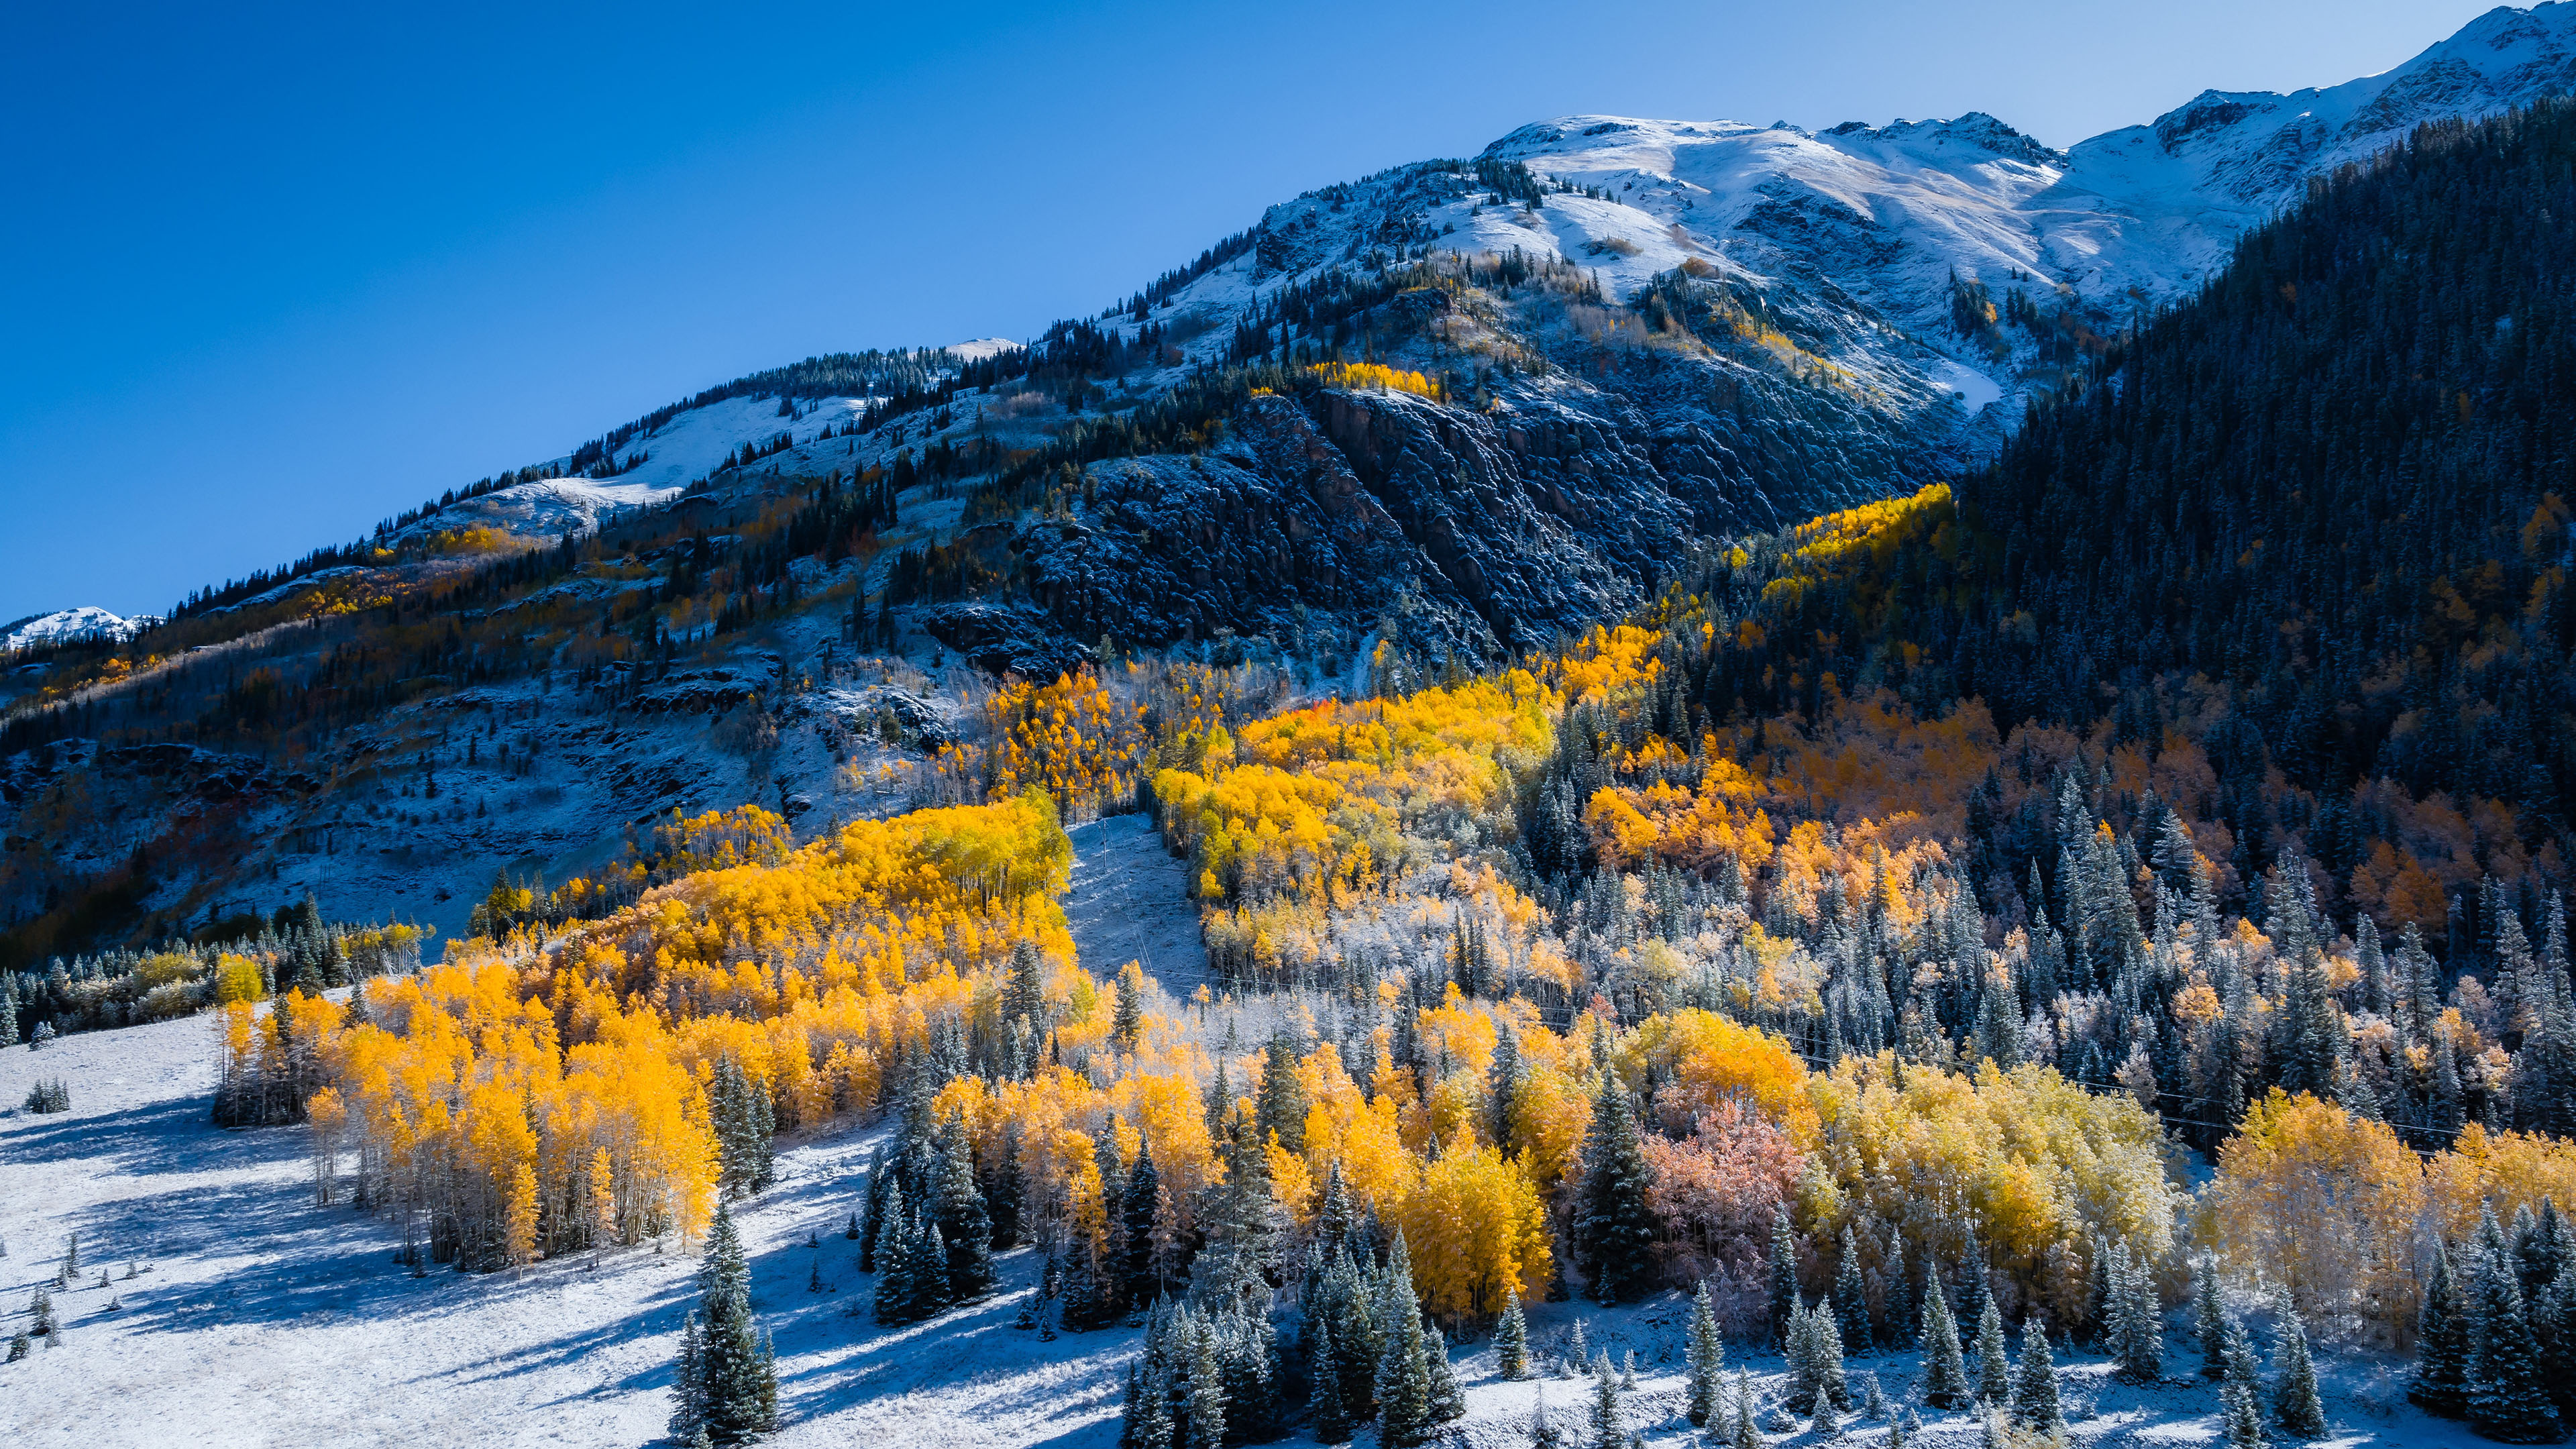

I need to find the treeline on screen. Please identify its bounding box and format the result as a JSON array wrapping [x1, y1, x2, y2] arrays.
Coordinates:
[[1704, 98, 2576, 841], [3, 895, 427, 1044]]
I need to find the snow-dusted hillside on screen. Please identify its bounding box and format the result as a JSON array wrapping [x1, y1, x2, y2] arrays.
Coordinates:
[[1, 608, 154, 653]]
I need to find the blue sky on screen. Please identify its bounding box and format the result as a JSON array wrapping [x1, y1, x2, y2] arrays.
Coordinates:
[[0, 0, 2502, 622]]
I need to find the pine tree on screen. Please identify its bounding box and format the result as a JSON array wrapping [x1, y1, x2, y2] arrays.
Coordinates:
[[1567, 1318, 1591, 1378], [1686, 1280, 1725, 1425], [1575, 1078, 1654, 1305], [1113, 965, 1146, 1050], [2110, 1241, 2163, 1383], [1801, 1301, 1850, 1411], [4, 1327, 25, 1362], [1489, 1024, 1524, 1156], [1497, 1287, 1532, 1381], [1834, 1229, 1872, 1356], [934, 1123, 994, 1303], [2472, 1237, 2564, 1443], [1309, 1316, 1352, 1443], [1919, 1273, 1972, 1409], [1768, 1208, 1801, 1346], [1425, 1326, 1465, 1430], [2224, 1377, 2269, 1449], [1377, 1235, 1434, 1447], [686, 1203, 778, 1444], [1974, 1295, 2011, 1405], [1185, 1318, 1230, 1449], [1122, 1144, 1162, 1306], [1732, 1371, 1763, 1449], [2413, 1240, 2475, 1416], [2270, 1302, 2325, 1441], [1588, 1356, 1624, 1449], [872, 1185, 918, 1324], [1255, 1034, 1309, 1155], [1809, 1380, 1839, 1438], [669, 1310, 707, 1444], [2010, 1318, 2061, 1436], [2196, 1254, 2230, 1380]]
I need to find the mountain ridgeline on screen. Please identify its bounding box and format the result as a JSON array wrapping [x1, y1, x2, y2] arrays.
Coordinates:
[[1693, 101, 2576, 902]]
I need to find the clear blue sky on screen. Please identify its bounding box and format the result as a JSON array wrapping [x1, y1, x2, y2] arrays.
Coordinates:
[[0, 0, 2503, 623]]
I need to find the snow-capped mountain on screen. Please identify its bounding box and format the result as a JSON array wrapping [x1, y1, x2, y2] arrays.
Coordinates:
[[6, 5, 2573, 953], [1, 606, 155, 653]]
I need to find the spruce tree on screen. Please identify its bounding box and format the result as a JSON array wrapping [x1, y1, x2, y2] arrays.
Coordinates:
[[2111, 1242, 2163, 1383], [1919, 1273, 1972, 1409], [1686, 1279, 1724, 1425], [1377, 1236, 1433, 1447], [2224, 1377, 2269, 1449], [1185, 1318, 1230, 1449], [1834, 1229, 1872, 1357], [1255, 1034, 1309, 1154], [669, 1309, 706, 1444], [2009, 1317, 2061, 1436], [1768, 1208, 1801, 1347], [1308, 1317, 1351, 1443], [935, 1123, 996, 1303], [2412, 1241, 2473, 1420], [1974, 1296, 2011, 1405], [1804, 1301, 1851, 1411], [1732, 1371, 1763, 1449], [2472, 1241, 2564, 1443], [1489, 1025, 1524, 1155], [1425, 1326, 1465, 1430], [1122, 1144, 1161, 1305], [1497, 1287, 1532, 1381], [1574, 1078, 1654, 1304], [681, 1204, 777, 1444], [1588, 1357, 1624, 1449], [2270, 1302, 2325, 1441], [873, 1185, 918, 1324], [2196, 1254, 2231, 1380]]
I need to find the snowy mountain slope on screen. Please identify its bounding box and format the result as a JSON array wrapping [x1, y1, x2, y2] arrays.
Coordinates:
[[1, 607, 154, 653]]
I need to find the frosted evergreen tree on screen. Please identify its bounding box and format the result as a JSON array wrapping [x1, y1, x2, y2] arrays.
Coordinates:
[[1425, 1326, 1465, 1430], [1686, 1280, 1725, 1424], [1731, 1371, 1763, 1449], [1575, 1078, 1654, 1304], [1307, 1317, 1352, 1444], [0, 982, 16, 1049], [1185, 1318, 1230, 1449], [1587, 1356, 1625, 1449], [1527, 1384, 1560, 1449], [2224, 1377, 2269, 1449], [1377, 1235, 1433, 1446], [2196, 1255, 2231, 1380], [1794, 1301, 1849, 1411], [2471, 1236, 2563, 1443], [2269, 1301, 2325, 1440], [668, 1310, 706, 1444], [2084, 1233, 2113, 1346], [4, 1327, 26, 1362], [1809, 1379, 1839, 1438], [1974, 1296, 2011, 1404], [1121, 1144, 1161, 1305], [2412, 1241, 2473, 1416], [2110, 1242, 2162, 1383], [1834, 1229, 1872, 1356], [1566, 1316, 1590, 1377], [871, 1186, 918, 1324], [683, 1203, 777, 1444], [1488, 1024, 1523, 1155], [1918, 1273, 1972, 1409], [1497, 1287, 1532, 1380], [934, 1122, 995, 1303], [1254, 1034, 1309, 1154], [2009, 1318, 2060, 1435], [1768, 1209, 1801, 1346]]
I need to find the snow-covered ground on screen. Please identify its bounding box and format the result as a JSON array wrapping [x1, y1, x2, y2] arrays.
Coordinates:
[[0, 1004, 2491, 1449]]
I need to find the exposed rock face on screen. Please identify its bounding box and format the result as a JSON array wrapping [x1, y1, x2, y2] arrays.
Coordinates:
[[1019, 340, 1935, 662]]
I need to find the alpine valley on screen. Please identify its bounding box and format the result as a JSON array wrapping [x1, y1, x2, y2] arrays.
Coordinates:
[[9, 8, 2576, 1449]]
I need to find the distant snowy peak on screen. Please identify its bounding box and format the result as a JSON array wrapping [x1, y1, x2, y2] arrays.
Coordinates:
[[3, 606, 153, 652], [2123, 1, 2576, 195], [945, 337, 1022, 363]]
